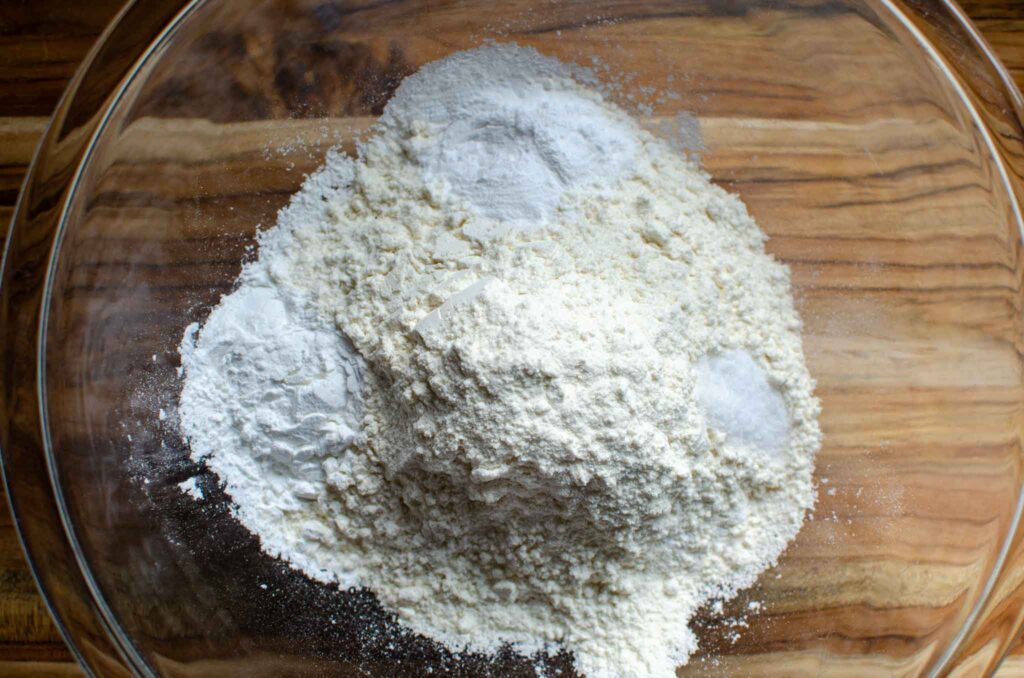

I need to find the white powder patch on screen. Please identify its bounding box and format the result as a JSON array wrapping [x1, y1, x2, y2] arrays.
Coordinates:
[[695, 350, 791, 459], [178, 253, 365, 574], [177, 477, 204, 501], [383, 46, 637, 226], [178, 43, 820, 678]]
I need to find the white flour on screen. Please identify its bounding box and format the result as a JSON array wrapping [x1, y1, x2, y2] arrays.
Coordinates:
[[388, 47, 637, 226], [178, 44, 820, 678], [176, 476, 203, 501]]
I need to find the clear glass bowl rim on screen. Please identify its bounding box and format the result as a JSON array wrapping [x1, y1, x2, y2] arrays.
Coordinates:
[[4, 0, 1024, 675]]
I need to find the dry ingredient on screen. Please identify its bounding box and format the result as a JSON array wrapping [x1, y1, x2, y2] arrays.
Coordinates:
[[178, 44, 820, 678]]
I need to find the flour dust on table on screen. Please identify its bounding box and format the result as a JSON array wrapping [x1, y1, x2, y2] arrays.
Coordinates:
[[177, 43, 821, 678]]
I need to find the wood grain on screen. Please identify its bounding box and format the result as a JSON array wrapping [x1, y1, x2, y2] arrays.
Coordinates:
[[2, 1, 1024, 677], [945, 6, 1024, 674], [0, 2, 123, 673]]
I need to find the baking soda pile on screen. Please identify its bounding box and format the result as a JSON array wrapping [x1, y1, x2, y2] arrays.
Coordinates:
[[178, 44, 820, 678]]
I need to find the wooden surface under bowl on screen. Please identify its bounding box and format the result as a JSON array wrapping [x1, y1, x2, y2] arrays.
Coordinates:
[[2, 1, 1024, 676]]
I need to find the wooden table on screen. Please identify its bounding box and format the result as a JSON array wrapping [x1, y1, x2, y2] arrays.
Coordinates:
[[1, 0, 1024, 675]]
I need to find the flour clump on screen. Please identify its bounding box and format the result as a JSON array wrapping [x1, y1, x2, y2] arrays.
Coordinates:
[[177, 43, 820, 678]]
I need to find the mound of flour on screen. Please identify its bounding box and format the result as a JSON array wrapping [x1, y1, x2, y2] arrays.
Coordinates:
[[178, 44, 820, 678]]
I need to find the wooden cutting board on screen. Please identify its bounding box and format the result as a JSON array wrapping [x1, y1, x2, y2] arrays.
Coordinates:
[[1, 1, 1023, 676]]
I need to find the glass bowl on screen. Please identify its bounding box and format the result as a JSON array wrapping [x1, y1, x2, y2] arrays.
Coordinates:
[[4, 0, 1024, 675]]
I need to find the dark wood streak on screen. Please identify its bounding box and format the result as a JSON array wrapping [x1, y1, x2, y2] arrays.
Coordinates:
[[818, 183, 984, 208], [518, 0, 863, 35]]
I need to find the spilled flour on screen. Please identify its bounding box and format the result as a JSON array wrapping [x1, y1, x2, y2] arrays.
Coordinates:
[[177, 44, 820, 678]]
